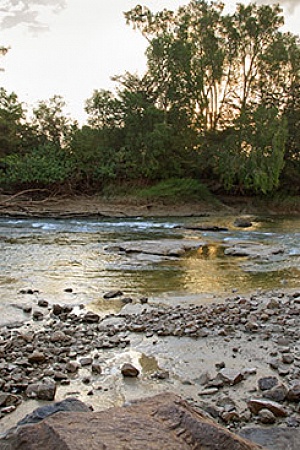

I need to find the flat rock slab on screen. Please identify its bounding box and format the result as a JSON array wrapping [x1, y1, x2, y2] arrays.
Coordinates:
[[0, 393, 265, 450], [224, 243, 284, 259], [240, 428, 300, 450], [105, 239, 205, 257]]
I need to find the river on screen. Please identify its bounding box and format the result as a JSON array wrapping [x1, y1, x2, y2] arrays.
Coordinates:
[[0, 214, 299, 317]]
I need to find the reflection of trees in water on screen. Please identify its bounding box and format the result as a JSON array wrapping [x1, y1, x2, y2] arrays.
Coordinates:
[[1, 217, 300, 301], [170, 244, 300, 294]]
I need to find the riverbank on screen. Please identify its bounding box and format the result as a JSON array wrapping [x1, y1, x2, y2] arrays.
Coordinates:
[[0, 287, 300, 438], [0, 192, 300, 218]]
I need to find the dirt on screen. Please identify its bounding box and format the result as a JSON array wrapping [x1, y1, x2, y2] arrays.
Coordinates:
[[1, 191, 299, 219], [0, 193, 225, 218]]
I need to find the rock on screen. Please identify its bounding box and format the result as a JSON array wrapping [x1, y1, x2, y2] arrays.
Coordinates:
[[121, 363, 140, 378], [247, 399, 288, 417], [26, 378, 56, 401], [183, 225, 228, 232], [224, 243, 284, 259], [32, 311, 44, 321], [266, 298, 280, 309], [258, 376, 278, 391], [121, 297, 133, 304], [221, 411, 240, 423], [28, 351, 46, 364], [151, 370, 169, 380], [1, 405, 16, 414], [49, 331, 66, 343], [215, 362, 226, 370], [234, 218, 253, 228], [240, 427, 300, 450], [37, 299, 49, 308], [103, 290, 124, 299], [79, 357, 93, 367], [258, 409, 276, 424], [0, 393, 265, 450], [105, 239, 205, 258], [263, 384, 288, 403], [19, 289, 38, 295], [16, 398, 90, 427], [245, 321, 259, 332], [282, 353, 294, 364], [286, 382, 300, 402], [0, 394, 21, 408], [52, 304, 63, 315], [54, 371, 68, 381], [198, 388, 219, 396], [241, 368, 257, 378], [82, 311, 100, 323], [51, 304, 73, 317], [277, 365, 290, 376], [219, 368, 243, 385], [91, 363, 102, 374]]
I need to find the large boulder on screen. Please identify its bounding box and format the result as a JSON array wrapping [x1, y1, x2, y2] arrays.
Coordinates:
[[0, 393, 265, 450]]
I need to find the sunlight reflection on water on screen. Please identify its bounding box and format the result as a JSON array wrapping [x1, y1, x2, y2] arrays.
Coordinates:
[[0, 215, 299, 308]]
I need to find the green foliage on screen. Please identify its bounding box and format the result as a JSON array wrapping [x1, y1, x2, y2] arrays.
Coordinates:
[[32, 95, 78, 147], [85, 89, 122, 129], [0, 88, 28, 157], [1, 144, 72, 188], [69, 126, 121, 186], [212, 107, 287, 194], [136, 178, 215, 203]]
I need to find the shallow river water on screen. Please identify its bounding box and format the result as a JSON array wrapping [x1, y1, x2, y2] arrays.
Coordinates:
[[0, 214, 299, 313]]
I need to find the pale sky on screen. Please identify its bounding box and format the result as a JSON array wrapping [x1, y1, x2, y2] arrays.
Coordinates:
[[1, 0, 300, 124]]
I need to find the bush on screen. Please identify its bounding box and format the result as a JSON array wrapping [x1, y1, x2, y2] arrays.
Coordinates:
[[135, 178, 216, 203], [0, 144, 72, 188]]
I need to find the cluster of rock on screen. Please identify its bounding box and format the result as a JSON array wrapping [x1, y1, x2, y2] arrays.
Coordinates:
[[1, 289, 300, 435], [0, 301, 133, 418], [121, 291, 300, 425]]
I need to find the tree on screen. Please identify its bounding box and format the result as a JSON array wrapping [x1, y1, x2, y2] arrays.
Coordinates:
[[212, 106, 287, 194], [69, 125, 123, 189], [125, 1, 299, 193], [281, 80, 300, 191], [32, 95, 77, 147], [85, 89, 123, 129], [0, 88, 33, 158]]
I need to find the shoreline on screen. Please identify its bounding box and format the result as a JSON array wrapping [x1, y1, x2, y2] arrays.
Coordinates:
[[0, 193, 300, 219]]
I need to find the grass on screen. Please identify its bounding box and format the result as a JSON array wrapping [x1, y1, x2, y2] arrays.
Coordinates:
[[134, 178, 218, 204]]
